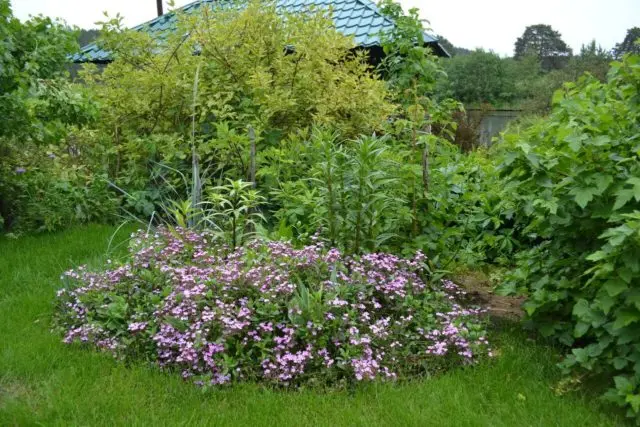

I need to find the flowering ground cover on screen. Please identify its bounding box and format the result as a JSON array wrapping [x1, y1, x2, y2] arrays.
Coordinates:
[[0, 225, 623, 425], [54, 228, 491, 387]]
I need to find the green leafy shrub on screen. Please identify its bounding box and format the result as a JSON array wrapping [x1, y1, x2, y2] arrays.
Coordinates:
[[410, 143, 519, 267], [440, 50, 516, 106], [0, 139, 118, 232], [0, 1, 104, 232], [497, 53, 640, 420], [81, 0, 393, 210], [272, 130, 412, 254], [54, 227, 491, 388]]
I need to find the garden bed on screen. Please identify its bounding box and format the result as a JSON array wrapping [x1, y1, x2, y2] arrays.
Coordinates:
[[54, 227, 492, 388]]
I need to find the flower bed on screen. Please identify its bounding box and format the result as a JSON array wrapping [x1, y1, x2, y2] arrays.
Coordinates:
[[54, 228, 491, 387]]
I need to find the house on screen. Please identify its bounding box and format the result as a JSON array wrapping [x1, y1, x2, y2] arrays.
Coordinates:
[[72, 0, 449, 64]]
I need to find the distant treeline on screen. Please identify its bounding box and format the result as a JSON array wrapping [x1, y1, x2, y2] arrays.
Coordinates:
[[437, 26, 640, 112]]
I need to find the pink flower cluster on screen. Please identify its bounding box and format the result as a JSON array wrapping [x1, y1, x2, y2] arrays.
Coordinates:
[[54, 227, 491, 387]]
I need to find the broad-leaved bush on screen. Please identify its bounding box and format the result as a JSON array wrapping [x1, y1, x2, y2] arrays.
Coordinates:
[[0, 1, 111, 231], [497, 53, 640, 420]]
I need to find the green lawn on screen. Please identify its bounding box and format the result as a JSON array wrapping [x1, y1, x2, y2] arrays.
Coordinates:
[[0, 225, 623, 426]]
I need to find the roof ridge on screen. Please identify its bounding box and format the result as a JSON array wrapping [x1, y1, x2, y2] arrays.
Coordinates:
[[348, 0, 439, 44], [76, 0, 208, 56], [130, 0, 209, 31], [72, 0, 447, 62]]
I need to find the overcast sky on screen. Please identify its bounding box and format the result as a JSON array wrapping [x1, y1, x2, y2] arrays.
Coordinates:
[[12, 0, 640, 56]]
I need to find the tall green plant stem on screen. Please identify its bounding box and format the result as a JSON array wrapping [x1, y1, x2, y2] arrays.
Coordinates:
[[248, 125, 256, 188], [422, 121, 431, 199], [323, 140, 338, 247], [190, 61, 203, 228]]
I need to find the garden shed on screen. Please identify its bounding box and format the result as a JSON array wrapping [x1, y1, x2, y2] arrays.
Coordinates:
[[72, 0, 449, 64]]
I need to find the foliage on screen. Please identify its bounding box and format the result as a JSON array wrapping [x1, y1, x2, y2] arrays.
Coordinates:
[[496, 53, 640, 421], [440, 50, 516, 105], [0, 1, 105, 232], [0, 0, 90, 141], [1, 225, 620, 426], [54, 227, 491, 388], [202, 179, 265, 250], [378, 0, 441, 105], [435, 35, 472, 57], [408, 141, 519, 267], [514, 24, 572, 70], [77, 28, 99, 46], [614, 27, 640, 59], [272, 130, 412, 254], [75, 0, 394, 221], [439, 43, 612, 114], [567, 40, 613, 82], [0, 139, 118, 232]]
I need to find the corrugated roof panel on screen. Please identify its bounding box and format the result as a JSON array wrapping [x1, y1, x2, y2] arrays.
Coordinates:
[[73, 0, 446, 62]]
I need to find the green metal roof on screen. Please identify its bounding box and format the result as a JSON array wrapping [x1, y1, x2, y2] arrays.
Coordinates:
[[72, 0, 448, 62]]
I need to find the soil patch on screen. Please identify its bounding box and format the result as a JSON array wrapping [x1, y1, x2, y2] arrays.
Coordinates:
[[452, 270, 524, 320]]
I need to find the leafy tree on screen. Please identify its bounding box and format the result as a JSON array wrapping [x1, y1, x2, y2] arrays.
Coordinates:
[[0, 0, 102, 231], [0, 0, 91, 141], [514, 24, 572, 70], [378, 0, 461, 234], [78, 28, 100, 47], [88, 1, 391, 140], [567, 40, 612, 81], [436, 35, 471, 57], [378, 0, 441, 104], [441, 49, 514, 105], [614, 27, 640, 59], [80, 0, 393, 220]]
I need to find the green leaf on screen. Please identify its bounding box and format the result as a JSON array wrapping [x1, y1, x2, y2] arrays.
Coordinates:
[[586, 250, 608, 262], [551, 89, 565, 106], [630, 177, 640, 202], [613, 357, 628, 370], [603, 279, 628, 297], [571, 187, 596, 209], [593, 174, 614, 194], [565, 133, 585, 152], [522, 300, 539, 316], [626, 394, 640, 413], [613, 188, 634, 210], [165, 316, 189, 332], [589, 135, 612, 146], [596, 293, 616, 314], [613, 309, 640, 329], [525, 153, 540, 168], [614, 376, 634, 393], [574, 321, 590, 338], [572, 348, 589, 364], [626, 292, 640, 311], [572, 299, 591, 318]]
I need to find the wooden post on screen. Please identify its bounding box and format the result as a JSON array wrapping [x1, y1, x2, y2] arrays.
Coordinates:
[[156, 0, 163, 17]]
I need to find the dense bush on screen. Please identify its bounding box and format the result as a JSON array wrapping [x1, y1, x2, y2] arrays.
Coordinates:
[[0, 1, 112, 232], [438, 43, 612, 113], [271, 130, 413, 253], [440, 50, 516, 105], [411, 143, 519, 267], [55, 227, 491, 387], [497, 53, 640, 420], [78, 0, 393, 215], [0, 140, 117, 232]]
